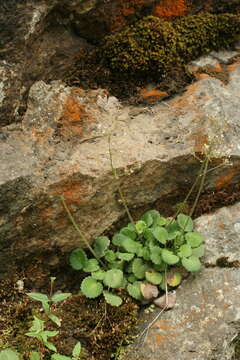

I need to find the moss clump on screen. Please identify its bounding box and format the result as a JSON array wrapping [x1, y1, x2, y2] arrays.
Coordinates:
[[101, 13, 240, 76]]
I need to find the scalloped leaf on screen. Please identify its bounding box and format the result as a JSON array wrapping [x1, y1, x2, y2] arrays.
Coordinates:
[[178, 244, 192, 258], [121, 238, 140, 254], [127, 281, 142, 300], [109, 259, 124, 270], [104, 250, 117, 263], [132, 258, 149, 279], [80, 277, 103, 298], [157, 217, 167, 226], [69, 248, 88, 270], [150, 246, 162, 265], [112, 233, 127, 246], [192, 244, 205, 258], [185, 232, 203, 248], [135, 220, 148, 234], [0, 349, 19, 360], [145, 271, 162, 285], [117, 252, 134, 261], [143, 229, 155, 241], [91, 269, 106, 281], [103, 269, 124, 288], [120, 227, 137, 240], [182, 256, 201, 272], [177, 214, 193, 232], [127, 274, 137, 283], [162, 249, 179, 265], [83, 259, 100, 273], [152, 226, 168, 245], [103, 291, 122, 307], [94, 236, 110, 257]]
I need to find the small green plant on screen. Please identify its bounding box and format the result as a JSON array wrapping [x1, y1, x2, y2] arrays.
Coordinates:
[[69, 209, 204, 306], [26, 278, 81, 360]]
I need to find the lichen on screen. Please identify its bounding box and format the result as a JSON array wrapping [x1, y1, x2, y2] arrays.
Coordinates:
[[101, 13, 240, 76]]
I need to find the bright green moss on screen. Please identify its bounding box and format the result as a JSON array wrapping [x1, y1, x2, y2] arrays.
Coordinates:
[[101, 13, 240, 76]]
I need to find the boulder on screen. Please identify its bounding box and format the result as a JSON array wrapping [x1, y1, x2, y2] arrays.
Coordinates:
[[0, 52, 240, 278]]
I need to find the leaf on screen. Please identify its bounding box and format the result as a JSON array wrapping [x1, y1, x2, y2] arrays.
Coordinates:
[[157, 217, 167, 226], [143, 229, 155, 241], [80, 277, 103, 298], [43, 340, 57, 352], [42, 330, 59, 338], [94, 236, 110, 257], [72, 342, 82, 358], [0, 349, 19, 360], [192, 244, 205, 258], [51, 355, 72, 360], [141, 210, 160, 226], [112, 233, 128, 246], [103, 269, 124, 288], [132, 258, 149, 279], [117, 252, 134, 261], [127, 274, 137, 283], [182, 256, 201, 272], [91, 269, 106, 280], [104, 250, 116, 263], [51, 293, 72, 303], [161, 249, 179, 265], [135, 220, 148, 234], [120, 227, 137, 240], [27, 293, 49, 303], [145, 270, 162, 285], [178, 244, 192, 258], [103, 291, 123, 306], [177, 214, 193, 232], [140, 283, 159, 300], [185, 232, 203, 248], [48, 313, 61, 327], [127, 282, 143, 300], [142, 247, 151, 261], [152, 226, 168, 245], [121, 238, 140, 254], [154, 292, 176, 309], [69, 248, 88, 270], [30, 352, 41, 360], [29, 316, 45, 332], [83, 259, 100, 272], [166, 271, 182, 287], [150, 246, 162, 265], [109, 260, 124, 270]]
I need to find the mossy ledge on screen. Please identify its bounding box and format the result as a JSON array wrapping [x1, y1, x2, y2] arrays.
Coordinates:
[[101, 13, 240, 76]]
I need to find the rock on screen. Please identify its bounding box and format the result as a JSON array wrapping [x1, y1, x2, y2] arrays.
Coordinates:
[[1, 56, 240, 278], [124, 268, 240, 360]]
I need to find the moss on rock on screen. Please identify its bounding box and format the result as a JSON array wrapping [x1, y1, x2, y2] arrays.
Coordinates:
[[101, 13, 240, 76]]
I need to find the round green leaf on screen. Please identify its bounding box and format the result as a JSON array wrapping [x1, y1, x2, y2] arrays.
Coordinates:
[[185, 232, 203, 248], [182, 256, 201, 272], [91, 269, 106, 280], [177, 214, 194, 232], [152, 226, 168, 244], [94, 236, 110, 257], [121, 238, 140, 254], [80, 277, 103, 298], [0, 349, 19, 360], [145, 271, 162, 285], [127, 281, 143, 300], [142, 247, 151, 261], [103, 291, 123, 307], [109, 260, 124, 270], [162, 249, 179, 265], [69, 248, 88, 270], [103, 269, 124, 288], [157, 217, 167, 226], [192, 244, 205, 258], [132, 258, 149, 279], [135, 220, 148, 234], [178, 244, 192, 258], [104, 250, 117, 263], [112, 233, 127, 246], [120, 227, 137, 240], [142, 210, 161, 226], [150, 246, 162, 265], [143, 229, 155, 241], [127, 274, 137, 283], [117, 252, 134, 261], [83, 259, 100, 273]]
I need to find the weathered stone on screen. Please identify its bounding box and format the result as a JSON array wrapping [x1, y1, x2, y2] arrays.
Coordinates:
[[195, 203, 240, 265], [124, 268, 240, 360], [0, 57, 240, 278]]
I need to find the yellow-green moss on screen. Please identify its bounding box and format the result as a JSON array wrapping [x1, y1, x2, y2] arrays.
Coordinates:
[[101, 13, 240, 75]]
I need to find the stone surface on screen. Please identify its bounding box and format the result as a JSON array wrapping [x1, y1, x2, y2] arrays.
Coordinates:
[[124, 267, 240, 360], [0, 57, 240, 277]]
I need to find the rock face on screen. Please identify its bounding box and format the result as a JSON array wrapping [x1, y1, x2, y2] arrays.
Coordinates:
[[123, 202, 240, 360], [0, 50, 240, 278]]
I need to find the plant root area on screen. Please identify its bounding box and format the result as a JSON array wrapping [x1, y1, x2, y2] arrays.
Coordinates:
[[0, 275, 139, 359]]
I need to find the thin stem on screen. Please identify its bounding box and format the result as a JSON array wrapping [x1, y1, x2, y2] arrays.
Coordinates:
[[60, 195, 106, 268], [108, 135, 134, 224]]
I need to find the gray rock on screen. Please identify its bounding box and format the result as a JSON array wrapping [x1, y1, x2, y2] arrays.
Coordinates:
[[1, 61, 240, 278], [123, 268, 240, 360]]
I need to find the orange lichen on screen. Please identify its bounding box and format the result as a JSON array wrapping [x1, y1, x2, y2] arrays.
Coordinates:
[[215, 168, 240, 190], [140, 88, 169, 100], [51, 182, 89, 206], [110, 0, 145, 32], [154, 0, 188, 19]]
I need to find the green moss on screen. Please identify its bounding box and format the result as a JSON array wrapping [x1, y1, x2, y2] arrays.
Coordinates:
[[101, 13, 240, 76]]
